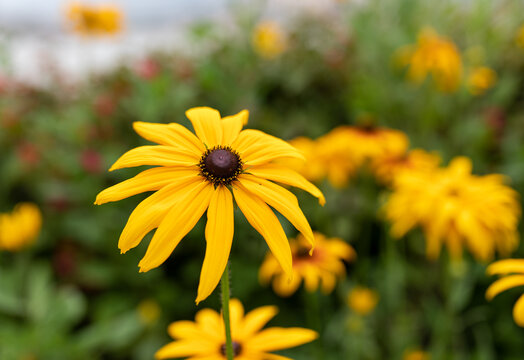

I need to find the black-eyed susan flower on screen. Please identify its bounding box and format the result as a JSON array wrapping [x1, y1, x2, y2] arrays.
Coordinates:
[[397, 28, 462, 92], [259, 232, 355, 297], [0, 203, 42, 251], [486, 259, 524, 327], [371, 149, 441, 185], [384, 157, 520, 261], [155, 298, 318, 360], [66, 2, 123, 36], [347, 286, 379, 316], [95, 107, 324, 303], [467, 66, 497, 95], [252, 21, 288, 60]]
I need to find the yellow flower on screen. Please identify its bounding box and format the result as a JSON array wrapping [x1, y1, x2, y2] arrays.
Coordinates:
[[155, 299, 318, 360], [371, 149, 441, 185], [347, 287, 379, 316], [252, 21, 288, 59], [259, 232, 356, 296], [403, 349, 430, 360], [66, 2, 123, 36], [516, 24, 524, 49], [486, 259, 524, 327], [384, 157, 520, 261], [0, 203, 42, 252], [137, 299, 161, 326], [398, 28, 462, 92], [467, 66, 497, 95], [95, 107, 324, 304]]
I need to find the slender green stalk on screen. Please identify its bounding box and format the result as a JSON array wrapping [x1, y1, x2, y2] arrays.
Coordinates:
[[221, 262, 234, 360]]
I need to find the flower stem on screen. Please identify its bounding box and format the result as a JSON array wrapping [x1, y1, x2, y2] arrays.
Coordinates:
[[221, 262, 234, 360]]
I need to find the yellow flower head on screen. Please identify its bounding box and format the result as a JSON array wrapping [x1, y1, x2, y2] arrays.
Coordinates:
[[516, 24, 524, 49], [371, 149, 441, 185], [95, 107, 324, 304], [467, 66, 497, 96], [403, 349, 431, 360], [252, 21, 288, 59], [384, 157, 520, 261], [155, 299, 318, 360], [347, 287, 379, 316], [0, 203, 42, 252], [399, 28, 463, 92], [259, 232, 356, 296], [486, 259, 524, 327], [66, 2, 123, 36]]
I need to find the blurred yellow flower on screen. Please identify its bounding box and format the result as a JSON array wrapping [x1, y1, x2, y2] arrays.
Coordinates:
[[384, 157, 520, 261], [371, 148, 441, 185], [403, 349, 430, 360], [486, 259, 524, 327], [398, 28, 462, 92], [347, 287, 379, 316], [0, 203, 42, 252], [95, 107, 324, 304], [252, 21, 288, 59], [137, 299, 161, 326], [66, 2, 123, 36], [516, 24, 524, 49], [467, 66, 497, 95], [155, 299, 318, 360], [259, 232, 356, 296]]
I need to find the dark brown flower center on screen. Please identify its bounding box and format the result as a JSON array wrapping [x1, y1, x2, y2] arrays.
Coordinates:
[[294, 247, 311, 259], [220, 341, 242, 357], [199, 146, 243, 186]]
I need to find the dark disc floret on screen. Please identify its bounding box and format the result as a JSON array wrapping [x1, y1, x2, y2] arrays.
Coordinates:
[[220, 341, 242, 357], [199, 145, 243, 186]]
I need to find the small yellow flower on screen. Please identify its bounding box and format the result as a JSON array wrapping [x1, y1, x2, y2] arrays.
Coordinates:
[[95, 107, 324, 304], [155, 299, 318, 360], [384, 157, 520, 261], [403, 349, 430, 360], [467, 66, 497, 95], [0, 203, 42, 252], [259, 232, 356, 296], [66, 2, 123, 36], [372, 148, 441, 185], [398, 28, 462, 92], [252, 21, 288, 59], [347, 287, 379, 316], [137, 299, 161, 326], [516, 24, 524, 49], [486, 259, 524, 327]]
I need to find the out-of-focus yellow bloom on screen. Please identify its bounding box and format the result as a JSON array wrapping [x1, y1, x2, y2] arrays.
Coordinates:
[[467, 66, 497, 95], [384, 157, 520, 261], [66, 2, 123, 36], [155, 299, 318, 360], [486, 259, 524, 327], [137, 299, 161, 326], [260, 232, 355, 296], [347, 287, 379, 316], [372, 149, 441, 185], [516, 25, 524, 49], [252, 21, 288, 59], [403, 349, 431, 360], [398, 28, 462, 92], [0, 203, 42, 251]]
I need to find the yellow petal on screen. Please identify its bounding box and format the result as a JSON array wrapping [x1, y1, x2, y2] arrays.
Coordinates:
[[232, 130, 304, 165], [246, 327, 318, 352], [221, 110, 248, 145], [247, 164, 325, 205], [167, 321, 206, 340], [196, 186, 234, 304], [232, 184, 293, 277], [239, 174, 314, 251], [109, 145, 198, 171], [513, 293, 524, 327], [138, 181, 214, 272], [487, 259, 524, 275], [241, 305, 278, 338], [95, 168, 196, 205], [155, 340, 214, 359], [272, 273, 302, 297], [185, 107, 223, 148], [229, 298, 245, 338], [133, 121, 205, 155], [118, 176, 200, 253], [486, 275, 524, 300], [195, 308, 223, 339], [260, 354, 294, 360]]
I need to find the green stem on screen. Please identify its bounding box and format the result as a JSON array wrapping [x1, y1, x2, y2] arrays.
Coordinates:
[[221, 262, 234, 360]]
